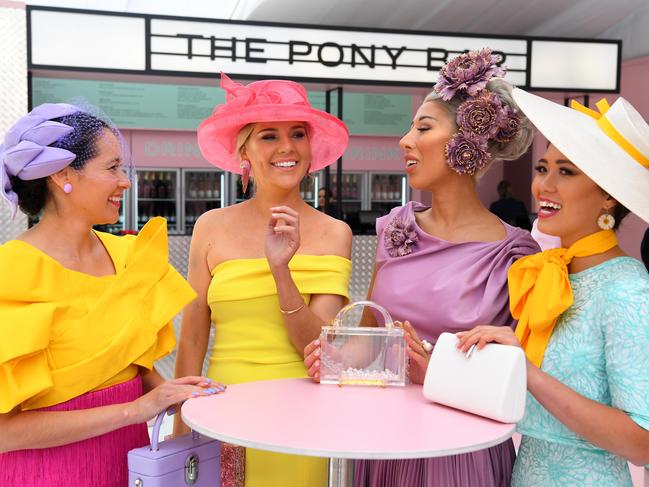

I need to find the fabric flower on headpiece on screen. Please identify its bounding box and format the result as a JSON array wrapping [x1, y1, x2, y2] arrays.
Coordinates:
[[494, 105, 521, 144], [1, 103, 80, 218], [384, 216, 419, 257], [434, 49, 505, 101], [456, 91, 507, 141], [445, 133, 491, 175], [218, 73, 257, 111]]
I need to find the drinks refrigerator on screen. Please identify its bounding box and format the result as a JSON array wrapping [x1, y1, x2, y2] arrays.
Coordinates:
[[370, 173, 408, 215], [318, 171, 408, 234], [327, 172, 364, 220], [183, 169, 226, 235], [135, 168, 224, 235], [136, 169, 181, 233]]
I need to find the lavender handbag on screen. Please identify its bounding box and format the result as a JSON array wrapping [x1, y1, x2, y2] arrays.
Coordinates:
[[128, 411, 220, 486]]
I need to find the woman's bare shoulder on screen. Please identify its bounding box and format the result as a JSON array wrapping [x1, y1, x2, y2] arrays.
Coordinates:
[[303, 209, 352, 258]]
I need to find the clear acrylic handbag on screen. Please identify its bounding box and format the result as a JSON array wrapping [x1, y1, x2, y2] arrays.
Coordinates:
[[319, 300, 406, 387]]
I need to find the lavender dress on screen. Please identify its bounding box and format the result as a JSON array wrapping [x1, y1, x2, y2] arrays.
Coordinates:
[[355, 202, 540, 487]]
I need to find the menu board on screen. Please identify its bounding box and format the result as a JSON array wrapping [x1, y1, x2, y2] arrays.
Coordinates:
[[31, 78, 225, 130], [308, 91, 412, 136], [32, 77, 413, 135]]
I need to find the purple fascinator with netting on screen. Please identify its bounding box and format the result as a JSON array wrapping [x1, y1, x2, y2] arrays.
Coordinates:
[[1, 103, 82, 218]]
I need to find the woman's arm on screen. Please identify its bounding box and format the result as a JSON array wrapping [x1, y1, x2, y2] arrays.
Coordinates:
[[527, 364, 649, 466], [172, 214, 216, 435], [0, 375, 217, 453], [267, 207, 353, 355], [456, 326, 649, 466]]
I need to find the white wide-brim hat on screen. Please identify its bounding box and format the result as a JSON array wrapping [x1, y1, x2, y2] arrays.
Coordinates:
[[512, 88, 649, 223]]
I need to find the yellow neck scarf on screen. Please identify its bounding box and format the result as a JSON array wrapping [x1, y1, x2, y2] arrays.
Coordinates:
[[508, 230, 617, 367]]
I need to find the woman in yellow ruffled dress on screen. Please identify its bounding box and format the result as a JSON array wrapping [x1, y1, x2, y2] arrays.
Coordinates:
[[173, 74, 352, 486], [0, 104, 223, 487]]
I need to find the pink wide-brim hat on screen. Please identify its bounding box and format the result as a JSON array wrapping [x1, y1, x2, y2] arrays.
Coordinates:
[[197, 74, 349, 174]]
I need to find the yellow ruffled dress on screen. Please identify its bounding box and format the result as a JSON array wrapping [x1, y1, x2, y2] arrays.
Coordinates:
[[0, 217, 196, 413], [207, 255, 351, 487]]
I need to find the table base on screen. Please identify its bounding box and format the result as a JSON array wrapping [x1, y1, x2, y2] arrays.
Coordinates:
[[328, 458, 353, 487]]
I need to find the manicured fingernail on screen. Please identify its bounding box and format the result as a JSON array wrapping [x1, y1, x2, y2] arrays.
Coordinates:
[[205, 378, 212, 383], [314, 349, 320, 357], [192, 391, 200, 396], [314, 339, 320, 346], [205, 388, 216, 394], [167, 406, 176, 415]]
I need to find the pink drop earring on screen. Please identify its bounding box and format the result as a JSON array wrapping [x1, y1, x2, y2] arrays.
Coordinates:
[[63, 183, 73, 194], [240, 160, 251, 194]]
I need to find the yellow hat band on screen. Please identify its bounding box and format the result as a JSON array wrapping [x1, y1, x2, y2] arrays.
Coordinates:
[[571, 99, 649, 169]]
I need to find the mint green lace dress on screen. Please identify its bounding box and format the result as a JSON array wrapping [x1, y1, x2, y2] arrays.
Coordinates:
[[512, 257, 649, 487]]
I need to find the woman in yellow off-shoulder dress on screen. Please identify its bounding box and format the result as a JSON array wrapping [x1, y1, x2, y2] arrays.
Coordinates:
[[0, 104, 223, 487], [173, 74, 352, 486]]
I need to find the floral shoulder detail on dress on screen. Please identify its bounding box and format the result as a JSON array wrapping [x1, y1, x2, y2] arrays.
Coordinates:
[[384, 214, 419, 257]]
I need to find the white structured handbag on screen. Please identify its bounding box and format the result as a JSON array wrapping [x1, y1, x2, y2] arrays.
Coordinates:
[[422, 332, 527, 423]]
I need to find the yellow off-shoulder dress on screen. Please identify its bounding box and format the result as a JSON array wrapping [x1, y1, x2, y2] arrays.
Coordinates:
[[207, 254, 351, 487], [0, 218, 197, 486], [0, 217, 196, 413]]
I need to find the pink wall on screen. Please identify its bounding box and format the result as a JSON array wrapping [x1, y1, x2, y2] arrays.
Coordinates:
[[129, 130, 212, 168]]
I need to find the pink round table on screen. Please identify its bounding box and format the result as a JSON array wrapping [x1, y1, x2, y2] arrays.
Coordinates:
[[182, 378, 515, 486]]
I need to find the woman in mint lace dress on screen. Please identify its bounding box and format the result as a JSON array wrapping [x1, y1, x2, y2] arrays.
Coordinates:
[[458, 89, 649, 486]]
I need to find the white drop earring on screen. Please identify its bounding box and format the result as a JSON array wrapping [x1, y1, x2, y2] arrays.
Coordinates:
[[597, 213, 615, 230]]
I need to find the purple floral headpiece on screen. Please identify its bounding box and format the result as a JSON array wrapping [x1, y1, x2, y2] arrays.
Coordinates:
[[433, 48, 521, 176]]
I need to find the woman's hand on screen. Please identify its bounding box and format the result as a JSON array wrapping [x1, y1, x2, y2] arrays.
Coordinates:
[[455, 325, 521, 353], [401, 321, 430, 385], [131, 376, 225, 424], [265, 206, 300, 270], [304, 339, 321, 383]]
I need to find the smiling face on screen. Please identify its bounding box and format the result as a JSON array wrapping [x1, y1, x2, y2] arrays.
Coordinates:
[[399, 101, 456, 190], [240, 121, 312, 192], [532, 144, 616, 247], [66, 128, 131, 224]]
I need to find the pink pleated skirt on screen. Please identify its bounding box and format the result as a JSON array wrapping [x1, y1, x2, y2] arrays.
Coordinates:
[[0, 376, 150, 487]]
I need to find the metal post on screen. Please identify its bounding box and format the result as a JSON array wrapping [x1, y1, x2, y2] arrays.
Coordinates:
[[328, 458, 354, 487], [335, 87, 343, 219], [325, 87, 344, 219], [324, 91, 332, 210]]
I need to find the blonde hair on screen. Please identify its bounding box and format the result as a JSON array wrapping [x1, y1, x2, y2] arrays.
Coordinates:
[[236, 123, 255, 159]]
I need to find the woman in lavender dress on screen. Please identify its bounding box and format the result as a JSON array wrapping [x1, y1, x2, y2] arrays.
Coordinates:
[[305, 49, 540, 486]]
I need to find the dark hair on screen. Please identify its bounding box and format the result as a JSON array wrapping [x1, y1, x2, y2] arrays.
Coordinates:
[[10, 111, 109, 216], [612, 203, 630, 230], [319, 187, 334, 199], [497, 180, 512, 199]]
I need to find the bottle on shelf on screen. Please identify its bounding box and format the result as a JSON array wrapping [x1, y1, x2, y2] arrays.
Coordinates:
[[164, 172, 173, 199], [188, 173, 196, 199], [214, 176, 221, 199], [141, 172, 151, 199], [198, 174, 205, 198]]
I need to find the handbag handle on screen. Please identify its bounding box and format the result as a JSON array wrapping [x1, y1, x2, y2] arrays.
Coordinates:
[[150, 408, 199, 452], [331, 300, 394, 329]]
